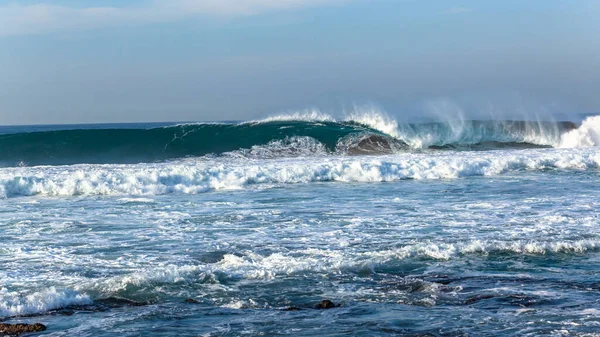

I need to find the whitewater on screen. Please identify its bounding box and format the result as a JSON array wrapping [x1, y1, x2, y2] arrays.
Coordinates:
[[1, 111, 600, 336]]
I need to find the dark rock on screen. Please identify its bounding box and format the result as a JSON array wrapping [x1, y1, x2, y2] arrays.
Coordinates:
[[38, 297, 148, 316], [198, 251, 228, 264], [282, 306, 301, 311], [184, 298, 200, 304], [95, 297, 146, 308], [315, 300, 337, 309], [0, 323, 46, 335], [347, 135, 402, 155]]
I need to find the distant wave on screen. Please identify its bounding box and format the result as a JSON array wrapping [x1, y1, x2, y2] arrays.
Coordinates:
[[0, 109, 593, 167]]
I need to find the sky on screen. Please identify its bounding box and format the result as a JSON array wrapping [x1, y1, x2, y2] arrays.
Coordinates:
[[0, 0, 599, 124]]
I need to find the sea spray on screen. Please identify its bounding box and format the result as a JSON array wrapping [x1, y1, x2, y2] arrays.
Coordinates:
[[0, 110, 586, 167], [560, 115, 600, 148]]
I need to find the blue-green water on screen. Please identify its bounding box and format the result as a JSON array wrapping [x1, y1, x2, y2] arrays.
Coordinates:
[[1, 114, 600, 336]]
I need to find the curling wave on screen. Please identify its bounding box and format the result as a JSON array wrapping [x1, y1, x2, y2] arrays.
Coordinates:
[[0, 119, 399, 167], [0, 110, 592, 167]]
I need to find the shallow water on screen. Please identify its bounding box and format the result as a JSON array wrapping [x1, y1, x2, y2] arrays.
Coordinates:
[[1, 149, 600, 336]]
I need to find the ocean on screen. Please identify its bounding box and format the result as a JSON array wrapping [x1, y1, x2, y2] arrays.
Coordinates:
[[1, 111, 600, 336]]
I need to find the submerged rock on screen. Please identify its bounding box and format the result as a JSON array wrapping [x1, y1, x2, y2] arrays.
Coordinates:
[[197, 251, 228, 264], [315, 300, 337, 309], [0, 323, 46, 336], [95, 297, 146, 307], [282, 306, 301, 311]]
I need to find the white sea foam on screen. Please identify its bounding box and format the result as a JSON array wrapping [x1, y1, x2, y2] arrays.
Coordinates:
[[77, 238, 600, 291], [210, 239, 600, 281], [118, 197, 156, 203], [220, 300, 259, 309], [2, 236, 597, 318], [364, 239, 600, 262], [224, 136, 328, 159], [0, 287, 92, 317], [560, 115, 600, 148], [87, 264, 208, 295], [0, 148, 598, 198]]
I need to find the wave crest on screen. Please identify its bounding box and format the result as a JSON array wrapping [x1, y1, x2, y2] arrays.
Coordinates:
[[0, 108, 593, 167]]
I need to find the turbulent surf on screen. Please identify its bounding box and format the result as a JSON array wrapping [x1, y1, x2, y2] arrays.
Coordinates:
[[2, 111, 600, 336]]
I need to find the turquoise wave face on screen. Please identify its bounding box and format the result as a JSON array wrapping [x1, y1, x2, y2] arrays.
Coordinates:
[[0, 119, 578, 167], [0, 121, 386, 167]]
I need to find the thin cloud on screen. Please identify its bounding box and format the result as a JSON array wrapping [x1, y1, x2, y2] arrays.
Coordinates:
[[0, 0, 347, 37]]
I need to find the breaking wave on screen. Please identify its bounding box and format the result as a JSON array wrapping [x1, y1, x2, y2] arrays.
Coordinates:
[[559, 115, 600, 148], [1, 149, 599, 198], [0, 109, 595, 167], [0, 287, 92, 317]]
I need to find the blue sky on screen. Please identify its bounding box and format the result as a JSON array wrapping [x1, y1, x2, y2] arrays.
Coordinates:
[[0, 0, 598, 124]]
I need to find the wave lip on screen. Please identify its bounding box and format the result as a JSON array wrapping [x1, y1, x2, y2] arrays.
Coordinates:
[[251, 109, 336, 123]]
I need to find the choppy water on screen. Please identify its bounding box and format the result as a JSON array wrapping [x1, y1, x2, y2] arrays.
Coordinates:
[[1, 112, 600, 336]]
